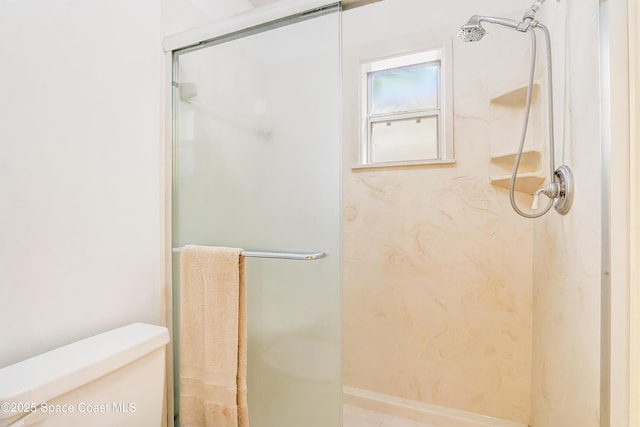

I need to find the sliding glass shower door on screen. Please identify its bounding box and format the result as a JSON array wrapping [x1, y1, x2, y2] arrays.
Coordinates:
[[171, 6, 342, 427]]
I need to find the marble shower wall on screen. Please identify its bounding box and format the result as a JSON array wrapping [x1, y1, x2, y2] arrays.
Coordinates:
[[531, 1, 602, 426], [342, 7, 537, 425]]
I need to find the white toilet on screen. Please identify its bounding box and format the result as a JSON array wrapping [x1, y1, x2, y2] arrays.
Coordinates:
[[0, 323, 169, 427]]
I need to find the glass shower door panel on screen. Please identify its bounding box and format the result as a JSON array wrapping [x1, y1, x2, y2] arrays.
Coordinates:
[[173, 10, 341, 427]]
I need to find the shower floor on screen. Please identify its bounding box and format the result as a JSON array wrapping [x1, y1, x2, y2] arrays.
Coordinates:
[[344, 404, 437, 427], [342, 387, 528, 427]]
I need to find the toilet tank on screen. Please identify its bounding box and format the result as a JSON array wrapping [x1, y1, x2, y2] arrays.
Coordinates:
[[0, 323, 169, 427]]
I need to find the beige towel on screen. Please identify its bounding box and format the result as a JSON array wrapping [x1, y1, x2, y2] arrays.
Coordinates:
[[179, 245, 249, 427]]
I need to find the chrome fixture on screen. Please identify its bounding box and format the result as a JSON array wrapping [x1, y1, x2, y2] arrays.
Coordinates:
[[531, 165, 574, 214], [458, 0, 574, 218], [457, 15, 519, 42]]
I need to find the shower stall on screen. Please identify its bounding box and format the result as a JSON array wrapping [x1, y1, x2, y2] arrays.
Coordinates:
[[164, 0, 613, 426]]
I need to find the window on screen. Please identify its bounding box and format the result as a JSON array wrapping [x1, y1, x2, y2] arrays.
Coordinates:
[[360, 46, 453, 166]]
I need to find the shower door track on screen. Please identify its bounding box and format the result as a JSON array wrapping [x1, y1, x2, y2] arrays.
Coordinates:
[[163, 0, 341, 54]]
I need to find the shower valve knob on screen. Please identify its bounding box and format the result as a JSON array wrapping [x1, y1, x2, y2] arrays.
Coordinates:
[[531, 182, 560, 210], [530, 165, 574, 215]]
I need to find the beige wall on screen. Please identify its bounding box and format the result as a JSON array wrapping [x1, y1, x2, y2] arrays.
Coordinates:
[[530, 1, 602, 426], [631, 1, 640, 424], [342, 4, 535, 424], [343, 1, 605, 424]]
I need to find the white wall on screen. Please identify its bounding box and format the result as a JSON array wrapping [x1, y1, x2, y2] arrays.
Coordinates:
[[0, 1, 163, 368], [162, 0, 253, 35]]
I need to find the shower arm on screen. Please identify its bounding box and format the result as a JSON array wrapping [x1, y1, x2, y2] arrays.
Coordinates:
[[474, 16, 521, 31]]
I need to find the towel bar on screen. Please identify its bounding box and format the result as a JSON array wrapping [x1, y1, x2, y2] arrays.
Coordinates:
[[171, 247, 326, 261]]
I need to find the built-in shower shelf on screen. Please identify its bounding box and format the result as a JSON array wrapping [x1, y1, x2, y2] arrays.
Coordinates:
[[488, 80, 547, 195], [490, 149, 543, 172], [490, 173, 545, 195], [490, 81, 542, 107]]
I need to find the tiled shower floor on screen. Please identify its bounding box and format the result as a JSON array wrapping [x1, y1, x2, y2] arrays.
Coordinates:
[[343, 404, 437, 427]]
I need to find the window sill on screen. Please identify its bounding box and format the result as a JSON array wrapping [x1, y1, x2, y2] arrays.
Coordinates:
[[351, 159, 456, 170]]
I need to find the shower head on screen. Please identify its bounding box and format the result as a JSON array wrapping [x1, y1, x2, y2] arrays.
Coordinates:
[[457, 16, 486, 42], [457, 15, 522, 42]]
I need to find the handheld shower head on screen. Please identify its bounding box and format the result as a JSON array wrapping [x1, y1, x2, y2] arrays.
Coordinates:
[[457, 16, 486, 42], [457, 15, 522, 42]]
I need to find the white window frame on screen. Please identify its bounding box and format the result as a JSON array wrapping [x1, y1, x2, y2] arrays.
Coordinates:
[[359, 41, 454, 167]]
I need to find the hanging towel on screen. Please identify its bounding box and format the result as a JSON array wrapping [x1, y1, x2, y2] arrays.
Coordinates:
[[179, 245, 249, 427]]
